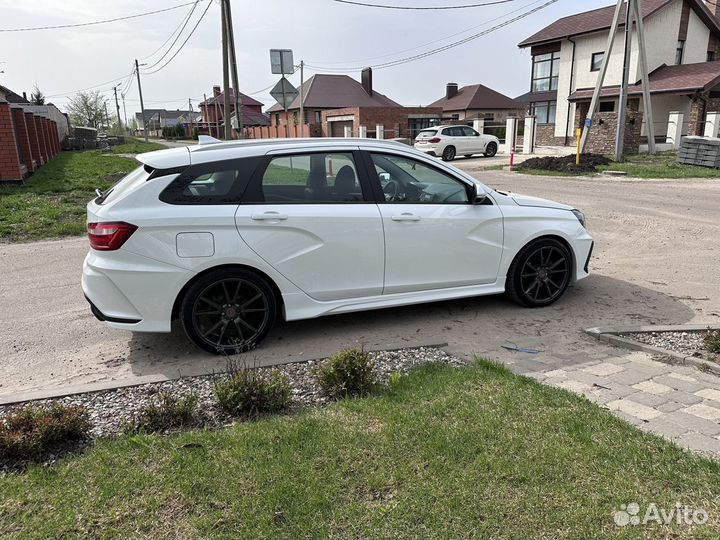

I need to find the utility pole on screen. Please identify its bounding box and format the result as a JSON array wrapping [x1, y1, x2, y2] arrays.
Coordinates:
[[221, 2, 231, 140], [614, 0, 632, 162], [135, 58, 149, 142], [121, 93, 129, 133], [580, 0, 655, 159], [300, 60, 305, 131], [188, 98, 194, 138], [203, 93, 209, 137], [223, 0, 243, 137], [113, 86, 122, 133], [103, 100, 110, 129]]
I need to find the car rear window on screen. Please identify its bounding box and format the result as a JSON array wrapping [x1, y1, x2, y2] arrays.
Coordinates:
[[97, 166, 150, 205], [159, 156, 263, 204], [416, 130, 437, 139]]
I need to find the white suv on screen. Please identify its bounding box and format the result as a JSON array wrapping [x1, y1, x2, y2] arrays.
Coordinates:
[[414, 125, 500, 161], [83, 137, 592, 354]]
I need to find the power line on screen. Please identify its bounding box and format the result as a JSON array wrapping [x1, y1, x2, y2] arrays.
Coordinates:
[[141, 1, 200, 60], [307, 0, 557, 72], [331, 0, 518, 9], [141, 0, 213, 75], [44, 70, 135, 98], [143, 1, 201, 69], [309, 0, 545, 65], [0, 1, 200, 32]]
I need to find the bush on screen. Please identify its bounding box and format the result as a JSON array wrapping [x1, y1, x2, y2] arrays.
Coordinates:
[[703, 330, 720, 354], [516, 153, 611, 174], [128, 393, 198, 433], [0, 404, 90, 460], [215, 366, 291, 417], [317, 348, 378, 399]]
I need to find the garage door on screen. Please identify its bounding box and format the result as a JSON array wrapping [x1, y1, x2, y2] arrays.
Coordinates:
[[330, 120, 353, 137]]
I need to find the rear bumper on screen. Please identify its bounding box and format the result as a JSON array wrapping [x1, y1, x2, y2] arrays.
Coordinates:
[[413, 144, 438, 156], [82, 250, 190, 332]]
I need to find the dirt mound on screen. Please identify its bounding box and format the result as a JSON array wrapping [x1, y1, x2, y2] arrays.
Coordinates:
[[516, 154, 611, 174]]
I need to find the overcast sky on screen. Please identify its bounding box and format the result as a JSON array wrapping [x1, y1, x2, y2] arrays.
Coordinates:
[[0, 0, 612, 119]]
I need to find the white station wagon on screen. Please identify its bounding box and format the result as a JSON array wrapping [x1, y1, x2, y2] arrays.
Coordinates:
[[83, 137, 593, 354]]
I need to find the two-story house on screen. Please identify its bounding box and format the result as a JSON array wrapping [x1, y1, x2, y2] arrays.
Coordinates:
[[518, 0, 720, 153]]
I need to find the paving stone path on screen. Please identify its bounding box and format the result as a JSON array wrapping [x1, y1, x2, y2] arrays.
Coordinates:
[[503, 351, 720, 458]]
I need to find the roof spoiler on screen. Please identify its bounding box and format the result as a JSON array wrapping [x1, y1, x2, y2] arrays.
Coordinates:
[[198, 135, 222, 145]]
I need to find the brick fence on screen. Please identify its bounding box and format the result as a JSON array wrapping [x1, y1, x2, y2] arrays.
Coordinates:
[[0, 98, 61, 183]]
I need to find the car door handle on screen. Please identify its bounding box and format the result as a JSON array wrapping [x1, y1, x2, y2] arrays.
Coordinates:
[[391, 213, 421, 222], [251, 212, 288, 221]]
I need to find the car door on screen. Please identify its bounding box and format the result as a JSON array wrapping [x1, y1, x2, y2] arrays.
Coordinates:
[[234, 149, 384, 302], [461, 126, 483, 153], [365, 151, 504, 294], [444, 126, 466, 153]]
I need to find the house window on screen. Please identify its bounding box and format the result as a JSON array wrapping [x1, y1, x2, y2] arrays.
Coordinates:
[[531, 51, 560, 92], [483, 112, 495, 121], [708, 51, 716, 62], [315, 110, 322, 123], [591, 52, 604, 72], [530, 101, 557, 124], [599, 101, 615, 112], [293, 111, 299, 125], [275, 113, 280, 126], [451, 113, 460, 120], [676, 40, 685, 65]]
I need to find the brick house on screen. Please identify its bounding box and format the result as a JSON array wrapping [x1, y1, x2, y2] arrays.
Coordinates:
[[427, 83, 525, 124], [518, 0, 720, 152], [262, 68, 442, 139], [198, 86, 270, 138]]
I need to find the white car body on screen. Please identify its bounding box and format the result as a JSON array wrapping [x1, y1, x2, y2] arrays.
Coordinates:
[[414, 124, 500, 161], [82, 138, 592, 353]]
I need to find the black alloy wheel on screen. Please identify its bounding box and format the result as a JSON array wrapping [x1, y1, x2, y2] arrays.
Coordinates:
[[484, 142, 498, 157], [181, 269, 276, 354], [507, 238, 572, 307], [442, 146, 456, 161]]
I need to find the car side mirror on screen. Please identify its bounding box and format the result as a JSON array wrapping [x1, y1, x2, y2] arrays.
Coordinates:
[[472, 185, 487, 205]]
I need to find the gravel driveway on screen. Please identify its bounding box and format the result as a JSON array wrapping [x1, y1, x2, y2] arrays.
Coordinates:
[[1, 166, 719, 399]]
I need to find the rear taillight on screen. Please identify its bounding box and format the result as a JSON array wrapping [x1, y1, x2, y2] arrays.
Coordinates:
[[88, 222, 137, 251], [428, 137, 441, 143]]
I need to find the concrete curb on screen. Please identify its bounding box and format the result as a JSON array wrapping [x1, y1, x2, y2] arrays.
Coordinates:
[[0, 341, 448, 407], [584, 324, 720, 376]]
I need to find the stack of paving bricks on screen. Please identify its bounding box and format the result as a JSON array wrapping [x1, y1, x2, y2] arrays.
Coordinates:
[[677, 136, 720, 168], [0, 98, 61, 183]]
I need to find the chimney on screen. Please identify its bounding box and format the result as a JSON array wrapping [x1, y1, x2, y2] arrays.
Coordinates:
[[361, 67, 373, 96], [23, 91, 27, 101], [446, 83, 459, 100], [213, 85, 221, 98]]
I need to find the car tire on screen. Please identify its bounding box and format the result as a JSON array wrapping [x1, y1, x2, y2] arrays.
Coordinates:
[[180, 268, 277, 354], [441, 146, 456, 161], [506, 238, 572, 308], [484, 142, 498, 157]]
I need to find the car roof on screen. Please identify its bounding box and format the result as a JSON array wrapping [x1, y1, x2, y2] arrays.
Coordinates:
[[136, 138, 418, 169]]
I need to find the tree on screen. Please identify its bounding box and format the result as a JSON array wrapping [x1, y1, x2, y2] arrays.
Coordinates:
[[67, 91, 109, 128], [30, 84, 45, 105]]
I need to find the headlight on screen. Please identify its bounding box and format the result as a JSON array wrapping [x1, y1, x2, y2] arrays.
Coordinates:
[[571, 209, 586, 229]]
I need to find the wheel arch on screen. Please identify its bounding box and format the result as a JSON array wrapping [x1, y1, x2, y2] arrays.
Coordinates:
[[504, 234, 576, 291], [171, 263, 285, 321]]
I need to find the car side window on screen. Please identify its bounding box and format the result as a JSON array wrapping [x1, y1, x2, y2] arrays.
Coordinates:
[[243, 152, 367, 203], [159, 157, 261, 204], [371, 153, 470, 204], [462, 126, 479, 137]]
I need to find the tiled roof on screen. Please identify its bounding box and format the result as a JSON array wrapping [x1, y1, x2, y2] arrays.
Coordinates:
[[266, 74, 401, 112], [568, 61, 720, 100], [0, 84, 29, 104], [519, 0, 720, 47], [428, 84, 523, 111]]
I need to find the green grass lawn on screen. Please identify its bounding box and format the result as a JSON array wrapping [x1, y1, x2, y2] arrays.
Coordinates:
[[3, 361, 719, 539], [597, 152, 719, 178], [110, 138, 166, 155], [0, 139, 165, 242]]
